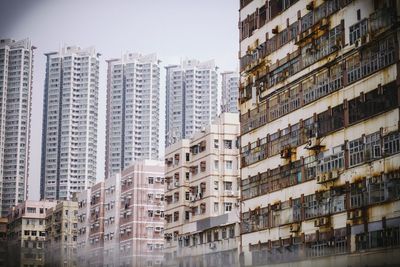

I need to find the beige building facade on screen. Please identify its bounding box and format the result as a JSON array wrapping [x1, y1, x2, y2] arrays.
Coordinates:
[[44, 200, 78, 267], [164, 113, 241, 267], [6, 200, 56, 267], [239, 0, 400, 266]]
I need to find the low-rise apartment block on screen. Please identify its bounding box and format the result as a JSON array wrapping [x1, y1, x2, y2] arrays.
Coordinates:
[[164, 113, 241, 267], [77, 160, 165, 267], [45, 201, 78, 267], [119, 160, 165, 267], [0, 217, 8, 266], [6, 200, 56, 267]]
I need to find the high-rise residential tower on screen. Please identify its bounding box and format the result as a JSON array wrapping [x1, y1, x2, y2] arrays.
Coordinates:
[[105, 53, 160, 178], [165, 59, 218, 147], [221, 71, 239, 113], [0, 38, 34, 216], [239, 0, 400, 266], [40, 46, 100, 201]]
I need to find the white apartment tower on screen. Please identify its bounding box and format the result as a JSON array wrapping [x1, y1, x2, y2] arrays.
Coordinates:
[[0, 38, 34, 217], [165, 59, 218, 147], [105, 53, 160, 178], [221, 71, 239, 113], [40, 46, 100, 200]]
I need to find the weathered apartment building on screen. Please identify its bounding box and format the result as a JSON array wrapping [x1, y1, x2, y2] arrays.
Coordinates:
[[6, 200, 56, 267], [76, 182, 105, 267], [77, 160, 165, 267], [164, 113, 241, 267], [239, 0, 400, 266], [45, 201, 78, 267]]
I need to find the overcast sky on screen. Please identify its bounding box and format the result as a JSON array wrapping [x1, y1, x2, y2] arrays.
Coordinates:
[[0, 0, 239, 200]]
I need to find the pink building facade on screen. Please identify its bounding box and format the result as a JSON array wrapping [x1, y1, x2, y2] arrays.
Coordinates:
[[77, 160, 165, 267]]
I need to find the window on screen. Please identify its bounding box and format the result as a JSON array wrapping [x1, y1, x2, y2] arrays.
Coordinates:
[[222, 227, 227, 239], [39, 208, 44, 214], [384, 132, 400, 155], [24, 230, 30, 236], [213, 230, 219, 241], [27, 207, 36, 213], [349, 19, 368, 45], [185, 192, 190, 200], [31, 231, 37, 236], [148, 210, 153, 217], [224, 181, 233, 191], [229, 226, 235, 238], [186, 153, 190, 161], [214, 139, 219, 149], [173, 211, 179, 222], [349, 138, 364, 167], [214, 202, 219, 212], [225, 160, 233, 170], [148, 177, 154, 184], [224, 140, 232, 149], [214, 160, 219, 170], [224, 202, 233, 212], [185, 172, 190, 181], [214, 181, 219, 190]]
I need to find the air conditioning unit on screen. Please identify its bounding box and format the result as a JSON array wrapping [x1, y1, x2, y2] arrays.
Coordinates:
[[155, 177, 162, 183], [347, 211, 355, 220], [280, 148, 291, 159], [321, 18, 329, 28], [360, 34, 369, 46], [316, 174, 323, 184], [209, 242, 217, 249], [372, 145, 382, 158], [174, 182, 179, 187], [290, 223, 300, 232], [272, 202, 281, 211], [306, 1, 314, 10], [305, 137, 320, 150], [356, 209, 363, 218], [355, 39, 360, 48], [314, 217, 329, 227], [155, 227, 162, 232], [331, 170, 339, 179]]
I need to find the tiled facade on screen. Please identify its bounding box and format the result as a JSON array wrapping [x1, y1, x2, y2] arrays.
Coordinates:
[[118, 160, 165, 267], [239, 0, 400, 266], [164, 113, 241, 267], [77, 160, 165, 267]]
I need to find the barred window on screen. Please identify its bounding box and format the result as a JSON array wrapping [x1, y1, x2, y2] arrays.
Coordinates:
[[384, 132, 400, 155], [349, 138, 364, 167], [349, 19, 368, 45]]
